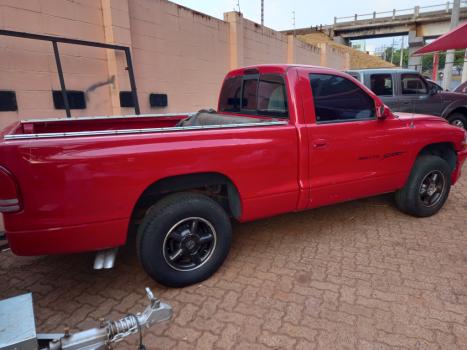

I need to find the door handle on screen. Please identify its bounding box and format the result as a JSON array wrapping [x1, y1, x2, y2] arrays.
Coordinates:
[[401, 101, 411, 105], [313, 139, 328, 149]]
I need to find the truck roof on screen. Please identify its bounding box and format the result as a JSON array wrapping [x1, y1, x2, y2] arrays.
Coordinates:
[[346, 68, 419, 75], [224, 64, 347, 78]]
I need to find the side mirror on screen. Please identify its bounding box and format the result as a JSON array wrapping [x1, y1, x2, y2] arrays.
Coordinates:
[[376, 104, 391, 120], [428, 84, 438, 95]]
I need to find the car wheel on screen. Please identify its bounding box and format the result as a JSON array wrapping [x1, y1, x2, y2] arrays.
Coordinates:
[[137, 192, 232, 287], [395, 155, 451, 217], [447, 113, 467, 129]]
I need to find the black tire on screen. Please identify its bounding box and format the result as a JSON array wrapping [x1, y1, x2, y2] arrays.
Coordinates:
[[137, 192, 232, 287], [447, 112, 467, 130], [395, 155, 451, 217]]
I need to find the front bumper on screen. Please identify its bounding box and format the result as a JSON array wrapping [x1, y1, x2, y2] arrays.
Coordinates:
[[452, 149, 467, 185]]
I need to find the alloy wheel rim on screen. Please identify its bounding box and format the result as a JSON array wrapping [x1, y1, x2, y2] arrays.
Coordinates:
[[419, 170, 446, 207], [450, 119, 465, 129], [162, 217, 217, 272]]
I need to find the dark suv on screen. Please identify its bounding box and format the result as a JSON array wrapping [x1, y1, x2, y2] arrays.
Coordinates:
[[347, 68, 467, 129]]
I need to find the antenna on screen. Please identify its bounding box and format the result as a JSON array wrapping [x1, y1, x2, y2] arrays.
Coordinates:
[[292, 11, 296, 36], [236, 0, 241, 13]]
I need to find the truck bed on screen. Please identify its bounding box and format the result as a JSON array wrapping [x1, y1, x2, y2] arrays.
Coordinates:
[[4, 112, 285, 140]]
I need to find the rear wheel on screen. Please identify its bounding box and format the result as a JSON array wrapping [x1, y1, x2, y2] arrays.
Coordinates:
[[137, 192, 232, 287], [447, 112, 467, 130], [395, 155, 451, 217]]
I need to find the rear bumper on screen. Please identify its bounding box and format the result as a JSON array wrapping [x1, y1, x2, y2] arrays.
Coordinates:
[[452, 149, 467, 185], [6, 218, 128, 256]]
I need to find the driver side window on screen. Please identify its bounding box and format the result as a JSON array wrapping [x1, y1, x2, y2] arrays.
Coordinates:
[[401, 74, 428, 95], [309, 73, 376, 123]]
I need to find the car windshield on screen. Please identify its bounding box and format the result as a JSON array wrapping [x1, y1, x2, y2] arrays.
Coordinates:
[[455, 81, 467, 93]]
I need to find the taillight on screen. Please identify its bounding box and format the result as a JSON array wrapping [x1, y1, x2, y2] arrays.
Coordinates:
[[0, 166, 21, 213]]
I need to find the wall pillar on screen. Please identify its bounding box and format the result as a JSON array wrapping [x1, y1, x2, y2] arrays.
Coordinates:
[[101, 0, 133, 115], [407, 30, 424, 72], [287, 35, 296, 63], [318, 43, 328, 67], [344, 52, 351, 70], [224, 12, 244, 70]]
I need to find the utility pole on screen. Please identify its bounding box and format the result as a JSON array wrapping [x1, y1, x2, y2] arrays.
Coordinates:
[[292, 11, 296, 36], [261, 0, 264, 26], [390, 37, 396, 64], [400, 36, 404, 67], [462, 49, 467, 83], [443, 0, 460, 90]]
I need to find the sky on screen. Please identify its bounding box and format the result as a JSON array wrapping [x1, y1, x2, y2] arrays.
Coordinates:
[[169, 0, 450, 53], [169, 0, 448, 31]]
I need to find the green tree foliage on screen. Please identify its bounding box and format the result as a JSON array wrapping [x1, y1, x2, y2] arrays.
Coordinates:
[[383, 47, 465, 74]]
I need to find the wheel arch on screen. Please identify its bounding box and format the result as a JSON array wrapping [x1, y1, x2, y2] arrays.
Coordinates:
[[129, 172, 242, 234], [444, 106, 467, 120], [416, 142, 457, 172]]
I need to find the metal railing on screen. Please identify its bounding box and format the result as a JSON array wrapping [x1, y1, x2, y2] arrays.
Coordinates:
[[334, 1, 467, 24]]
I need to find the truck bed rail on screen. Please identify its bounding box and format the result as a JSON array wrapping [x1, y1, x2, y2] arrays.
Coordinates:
[[4, 119, 288, 140]]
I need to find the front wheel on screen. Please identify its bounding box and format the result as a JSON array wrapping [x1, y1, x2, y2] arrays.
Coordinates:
[[137, 192, 232, 287], [447, 113, 467, 130], [395, 155, 451, 217]]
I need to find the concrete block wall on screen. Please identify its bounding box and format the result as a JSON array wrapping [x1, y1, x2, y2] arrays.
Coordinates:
[[129, 0, 230, 113], [288, 35, 321, 66], [242, 17, 288, 67]]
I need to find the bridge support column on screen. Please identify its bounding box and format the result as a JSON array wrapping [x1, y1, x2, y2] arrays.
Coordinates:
[[407, 30, 424, 72], [333, 36, 349, 46]]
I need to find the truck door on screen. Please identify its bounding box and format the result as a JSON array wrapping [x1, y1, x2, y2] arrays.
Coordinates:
[[303, 71, 411, 208]]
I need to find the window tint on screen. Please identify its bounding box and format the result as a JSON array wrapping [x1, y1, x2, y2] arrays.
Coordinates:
[[401, 74, 427, 95], [241, 78, 258, 110], [257, 74, 288, 117], [370, 74, 393, 96], [219, 76, 242, 112], [310, 73, 375, 123], [219, 74, 288, 118]]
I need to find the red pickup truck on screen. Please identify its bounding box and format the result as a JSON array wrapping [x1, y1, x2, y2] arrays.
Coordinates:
[[1, 65, 466, 287]]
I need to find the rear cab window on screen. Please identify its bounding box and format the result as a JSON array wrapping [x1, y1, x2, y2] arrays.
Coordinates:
[[309, 73, 375, 123], [370, 74, 393, 96], [219, 73, 289, 119]]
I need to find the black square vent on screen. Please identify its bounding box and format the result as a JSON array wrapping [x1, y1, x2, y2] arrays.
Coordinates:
[[150, 93, 168, 107], [0, 91, 18, 112], [52, 90, 86, 109]]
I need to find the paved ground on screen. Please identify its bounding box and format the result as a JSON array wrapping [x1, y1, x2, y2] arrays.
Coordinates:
[[1, 165, 466, 349]]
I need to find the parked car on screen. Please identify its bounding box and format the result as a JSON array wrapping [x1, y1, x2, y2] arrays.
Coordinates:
[[347, 68, 467, 129], [454, 81, 467, 94], [1, 65, 466, 287]]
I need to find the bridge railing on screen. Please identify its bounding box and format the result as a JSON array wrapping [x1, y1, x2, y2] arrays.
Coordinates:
[[334, 1, 467, 24]]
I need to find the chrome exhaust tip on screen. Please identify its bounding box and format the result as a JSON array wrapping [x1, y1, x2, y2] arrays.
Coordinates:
[[93, 248, 118, 270]]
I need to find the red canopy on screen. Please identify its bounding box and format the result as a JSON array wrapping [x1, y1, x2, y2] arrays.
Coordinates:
[[414, 21, 467, 55]]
